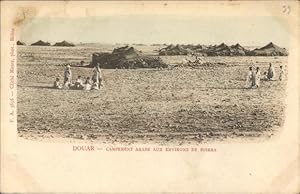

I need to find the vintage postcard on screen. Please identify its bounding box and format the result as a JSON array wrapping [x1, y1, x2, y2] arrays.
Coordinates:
[[1, 1, 299, 193]]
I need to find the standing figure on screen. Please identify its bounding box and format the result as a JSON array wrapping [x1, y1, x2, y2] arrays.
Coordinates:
[[255, 67, 261, 88], [245, 66, 254, 88], [64, 65, 72, 86], [92, 63, 102, 89], [267, 63, 276, 80], [279, 65, 284, 81]]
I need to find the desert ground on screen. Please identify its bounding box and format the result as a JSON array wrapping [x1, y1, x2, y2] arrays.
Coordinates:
[[17, 45, 287, 144]]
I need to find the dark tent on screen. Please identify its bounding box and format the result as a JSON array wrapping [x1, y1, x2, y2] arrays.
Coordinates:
[[159, 44, 191, 55], [229, 43, 251, 56], [249, 42, 288, 56], [31, 40, 51, 46], [112, 45, 141, 57], [17, 41, 26, 45], [53, 40, 75, 47], [92, 46, 167, 69], [203, 43, 250, 56]]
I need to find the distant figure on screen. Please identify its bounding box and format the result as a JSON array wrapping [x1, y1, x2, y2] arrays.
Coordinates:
[[279, 65, 284, 81], [255, 67, 261, 87], [80, 61, 84, 66], [195, 55, 201, 63], [92, 63, 103, 89], [245, 66, 254, 88], [267, 63, 275, 80], [64, 65, 72, 85], [74, 76, 84, 90], [84, 77, 92, 90], [263, 72, 268, 80], [53, 78, 62, 89]]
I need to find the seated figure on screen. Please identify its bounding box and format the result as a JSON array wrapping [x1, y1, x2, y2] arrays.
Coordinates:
[[74, 76, 84, 90], [84, 77, 92, 90], [53, 78, 62, 89]]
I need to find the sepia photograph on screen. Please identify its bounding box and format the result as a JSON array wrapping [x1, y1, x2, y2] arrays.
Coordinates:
[[17, 14, 289, 144]]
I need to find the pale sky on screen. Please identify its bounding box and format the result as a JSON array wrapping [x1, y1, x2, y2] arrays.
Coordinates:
[[19, 15, 289, 48]]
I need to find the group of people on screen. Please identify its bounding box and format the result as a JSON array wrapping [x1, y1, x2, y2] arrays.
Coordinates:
[[246, 63, 284, 88], [53, 63, 103, 90], [54, 62, 284, 90]]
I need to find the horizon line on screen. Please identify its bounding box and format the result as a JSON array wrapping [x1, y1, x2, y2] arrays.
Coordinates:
[[17, 41, 288, 49]]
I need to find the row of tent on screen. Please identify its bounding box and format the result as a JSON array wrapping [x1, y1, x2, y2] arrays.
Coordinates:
[[159, 42, 288, 56], [17, 40, 288, 56], [17, 40, 75, 47]]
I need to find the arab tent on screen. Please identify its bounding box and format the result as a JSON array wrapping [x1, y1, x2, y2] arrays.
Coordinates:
[[159, 44, 190, 55], [17, 41, 26, 45], [92, 46, 167, 69], [249, 42, 288, 56], [229, 43, 250, 56], [112, 45, 141, 58], [31, 40, 51, 46], [53, 40, 75, 47], [205, 43, 232, 56]]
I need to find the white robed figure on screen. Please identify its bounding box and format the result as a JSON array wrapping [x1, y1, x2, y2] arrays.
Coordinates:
[[267, 63, 275, 80], [279, 65, 284, 81], [64, 65, 72, 87], [245, 66, 254, 88], [92, 63, 103, 89], [255, 67, 261, 87]]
